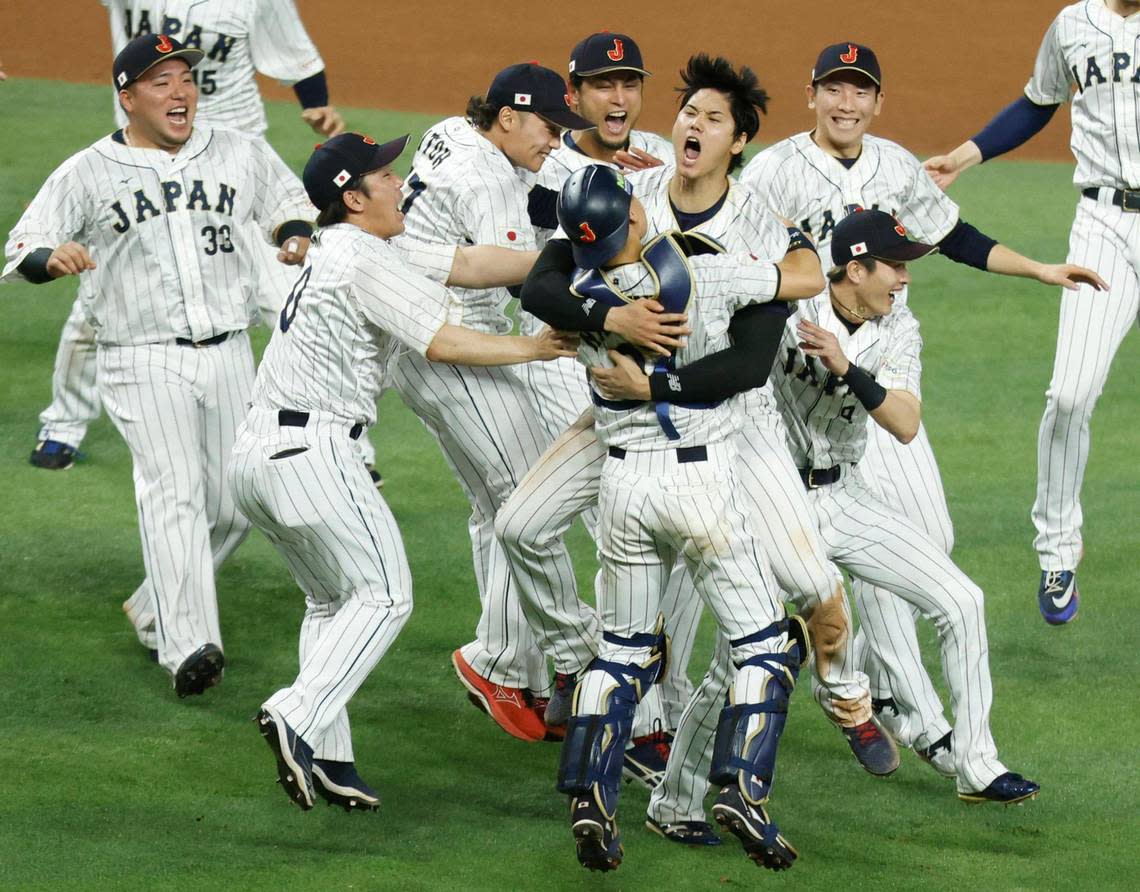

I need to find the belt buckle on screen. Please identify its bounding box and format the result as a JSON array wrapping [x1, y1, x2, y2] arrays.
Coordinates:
[[1122, 189, 1140, 212], [806, 468, 822, 489]]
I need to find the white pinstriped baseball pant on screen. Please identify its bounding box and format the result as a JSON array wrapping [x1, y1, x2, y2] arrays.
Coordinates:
[[229, 406, 412, 762], [1034, 196, 1138, 571], [98, 333, 254, 675]]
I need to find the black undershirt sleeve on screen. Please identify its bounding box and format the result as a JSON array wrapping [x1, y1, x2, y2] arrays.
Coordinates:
[[274, 220, 315, 246], [527, 185, 560, 230], [936, 219, 998, 271], [16, 247, 55, 284], [519, 238, 611, 332], [648, 302, 793, 403], [292, 71, 330, 109]]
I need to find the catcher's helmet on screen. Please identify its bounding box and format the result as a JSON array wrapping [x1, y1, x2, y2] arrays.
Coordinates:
[[557, 165, 633, 269]]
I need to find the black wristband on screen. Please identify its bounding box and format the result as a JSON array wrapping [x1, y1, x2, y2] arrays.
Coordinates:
[[275, 221, 314, 247], [786, 225, 817, 255], [840, 363, 887, 411], [292, 71, 330, 109], [17, 247, 55, 284]]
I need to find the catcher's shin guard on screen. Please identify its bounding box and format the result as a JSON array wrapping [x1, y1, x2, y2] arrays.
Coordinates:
[[557, 625, 669, 814], [709, 616, 810, 804]]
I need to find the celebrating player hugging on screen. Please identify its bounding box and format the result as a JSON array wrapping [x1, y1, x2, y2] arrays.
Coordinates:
[[7, 4, 1132, 880]]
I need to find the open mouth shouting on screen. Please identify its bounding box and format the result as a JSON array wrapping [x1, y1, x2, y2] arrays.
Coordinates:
[[682, 136, 702, 164], [167, 105, 189, 126], [602, 110, 627, 138]]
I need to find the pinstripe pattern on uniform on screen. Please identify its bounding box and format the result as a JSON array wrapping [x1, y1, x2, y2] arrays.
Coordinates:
[[252, 226, 452, 426], [1025, 2, 1140, 189], [99, 333, 254, 671], [230, 407, 413, 761], [103, 0, 324, 137], [400, 116, 538, 334], [1033, 197, 1139, 568], [3, 127, 315, 344], [36, 296, 103, 449]]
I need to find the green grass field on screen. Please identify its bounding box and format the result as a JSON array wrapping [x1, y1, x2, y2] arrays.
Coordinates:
[[1, 79, 1137, 891]]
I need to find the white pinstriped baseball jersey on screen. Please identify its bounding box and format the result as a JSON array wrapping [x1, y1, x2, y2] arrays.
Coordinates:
[[630, 165, 791, 417], [577, 249, 782, 451], [399, 116, 538, 335], [251, 227, 457, 425], [2, 127, 314, 344], [537, 129, 674, 194], [773, 293, 922, 468], [1026, 1, 1140, 188], [740, 132, 959, 270], [102, 0, 325, 136]]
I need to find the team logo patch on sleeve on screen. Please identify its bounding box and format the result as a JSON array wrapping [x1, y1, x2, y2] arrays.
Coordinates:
[[333, 170, 352, 186], [514, 93, 532, 106], [507, 230, 517, 242]]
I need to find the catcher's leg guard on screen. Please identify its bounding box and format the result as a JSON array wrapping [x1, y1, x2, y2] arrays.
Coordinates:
[[709, 616, 810, 805], [557, 624, 669, 816]]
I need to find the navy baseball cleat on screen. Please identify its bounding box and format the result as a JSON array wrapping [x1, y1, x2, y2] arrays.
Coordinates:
[[841, 716, 900, 776], [312, 759, 380, 812], [173, 643, 224, 698], [645, 816, 722, 846], [622, 726, 672, 789], [570, 793, 623, 871], [711, 786, 798, 871], [915, 731, 956, 779], [1038, 570, 1079, 624], [256, 707, 315, 810], [29, 439, 81, 470], [958, 771, 1040, 805]]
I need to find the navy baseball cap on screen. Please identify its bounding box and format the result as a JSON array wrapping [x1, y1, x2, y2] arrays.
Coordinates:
[[569, 32, 651, 78], [487, 63, 594, 130], [830, 209, 937, 268], [113, 33, 203, 90], [811, 42, 881, 87], [303, 132, 409, 211], [557, 164, 634, 268]]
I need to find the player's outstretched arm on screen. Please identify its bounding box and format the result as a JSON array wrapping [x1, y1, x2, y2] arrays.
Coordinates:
[[426, 323, 577, 367], [775, 240, 825, 300], [982, 244, 1107, 291], [798, 319, 920, 443], [300, 105, 345, 138], [449, 245, 539, 289], [925, 96, 1060, 191]]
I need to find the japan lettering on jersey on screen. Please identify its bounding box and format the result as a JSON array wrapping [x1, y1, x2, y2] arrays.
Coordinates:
[[399, 116, 538, 335], [252, 226, 455, 425], [740, 132, 959, 256], [1025, 1, 1140, 187], [101, 0, 324, 136], [772, 292, 923, 468], [2, 127, 313, 345], [576, 246, 781, 451]]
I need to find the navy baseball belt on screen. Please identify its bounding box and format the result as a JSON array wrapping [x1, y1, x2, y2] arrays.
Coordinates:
[[608, 445, 708, 463], [278, 409, 364, 441], [174, 331, 236, 348], [1081, 186, 1140, 212], [799, 464, 843, 489]]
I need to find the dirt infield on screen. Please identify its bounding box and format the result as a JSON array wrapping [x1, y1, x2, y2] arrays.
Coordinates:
[[4, 0, 1072, 160]]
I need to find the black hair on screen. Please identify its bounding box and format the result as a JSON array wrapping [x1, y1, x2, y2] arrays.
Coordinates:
[[675, 53, 769, 173], [316, 173, 369, 228], [465, 94, 503, 131], [827, 255, 877, 284], [812, 70, 881, 96]]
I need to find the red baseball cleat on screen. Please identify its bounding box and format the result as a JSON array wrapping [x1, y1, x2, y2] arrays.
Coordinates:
[[451, 649, 547, 742]]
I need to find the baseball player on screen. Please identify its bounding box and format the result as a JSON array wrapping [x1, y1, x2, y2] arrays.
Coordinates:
[[739, 41, 1105, 769], [520, 32, 673, 444], [923, 1, 1134, 624], [232, 132, 575, 812], [3, 34, 315, 696], [31, 0, 344, 473], [551, 164, 810, 873], [512, 54, 893, 845], [392, 63, 595, 744]]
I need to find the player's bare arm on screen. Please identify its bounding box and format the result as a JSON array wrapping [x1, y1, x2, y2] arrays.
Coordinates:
[[448, 246, 539, 289], [775, 243, 826, 300], [613, 145, 666, 171], [924, 142, 983, 191], [425, 323, 577, 367], [797, 318, 921, 443], [981, 245, 1107, 291]]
